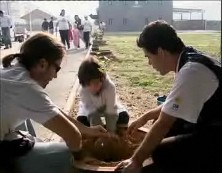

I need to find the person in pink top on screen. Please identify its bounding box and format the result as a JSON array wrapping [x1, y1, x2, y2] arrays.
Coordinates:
[[68, 26, 73, 42], [72, 23, 80, 49]]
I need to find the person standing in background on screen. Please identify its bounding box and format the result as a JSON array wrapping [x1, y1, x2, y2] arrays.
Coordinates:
[[0, 10, 12, 49], [74, 15, 83, 48], [72, 24, 80, 49], [41, 18, 49, 32], [56, 9, 71, 49], [49, 17, 54, 35], [99, 21, 106, 35], [82, 15, 92, 49]]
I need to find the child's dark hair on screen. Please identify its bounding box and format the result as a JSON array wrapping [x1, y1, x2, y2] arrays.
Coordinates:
[[78, 57, 106, 87], [137, 20, 185, 54]]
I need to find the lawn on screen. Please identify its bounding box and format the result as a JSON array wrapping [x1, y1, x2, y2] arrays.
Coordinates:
[[96, 32, 221, 119], [102, 32, 221, 93]]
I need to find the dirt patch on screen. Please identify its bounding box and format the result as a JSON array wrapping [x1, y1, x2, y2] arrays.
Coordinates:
[[73, 128, 146, 167]]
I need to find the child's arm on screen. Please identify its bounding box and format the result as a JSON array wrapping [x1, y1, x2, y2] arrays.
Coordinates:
[[104, 81, 118, 132], [80, 88, 97, 114], [80, 88, 105, 126], [80, 88, 105, 117]]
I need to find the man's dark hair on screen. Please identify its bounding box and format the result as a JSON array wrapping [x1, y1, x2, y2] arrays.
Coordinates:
[[137, 20, 185, 54], [78, 57, 106, 87], [0, 10, 3, 14]]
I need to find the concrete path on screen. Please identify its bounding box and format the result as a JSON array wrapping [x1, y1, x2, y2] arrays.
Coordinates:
[[0, 42, 22, 60]]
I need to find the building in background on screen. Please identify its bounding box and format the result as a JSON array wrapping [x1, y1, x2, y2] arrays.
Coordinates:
[[98, 0, 173, 32], [21, 9, 56, 31]]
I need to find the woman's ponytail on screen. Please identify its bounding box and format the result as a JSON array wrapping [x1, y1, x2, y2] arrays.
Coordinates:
[[2, 54, 21, 68]]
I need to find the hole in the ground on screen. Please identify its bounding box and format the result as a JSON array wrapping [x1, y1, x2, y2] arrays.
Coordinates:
[[92, 137, 133, 162], [75, 128, 146, 164]]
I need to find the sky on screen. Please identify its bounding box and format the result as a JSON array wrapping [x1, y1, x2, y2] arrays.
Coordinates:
[[31, 1, 221, 20]]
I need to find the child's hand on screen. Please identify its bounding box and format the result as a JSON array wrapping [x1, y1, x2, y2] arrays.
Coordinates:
[[88, 125, 108, 138]]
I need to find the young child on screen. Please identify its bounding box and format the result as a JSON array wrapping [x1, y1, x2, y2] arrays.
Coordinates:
[[72, 24, 80, 49], [77, 57, 129, 134]]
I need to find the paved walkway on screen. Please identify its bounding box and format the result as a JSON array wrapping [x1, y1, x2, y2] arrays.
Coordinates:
[[0, 42, 22, 60]]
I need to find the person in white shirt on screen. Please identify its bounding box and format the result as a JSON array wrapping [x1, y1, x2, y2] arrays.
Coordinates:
[[116, 20, 221, 173], [0, 10, 12, 49], [99, 21, 106, 35], [0, 33, 108, 173], [77, 57, 129, 134], [82, 15, 92, 49], [56, 9, 71, 49]]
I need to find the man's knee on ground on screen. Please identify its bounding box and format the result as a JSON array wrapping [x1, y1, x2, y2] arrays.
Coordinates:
[[117, 111, 129, 127], [77, 116, 90, 127]]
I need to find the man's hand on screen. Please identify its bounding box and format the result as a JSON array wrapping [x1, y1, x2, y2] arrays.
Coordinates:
[[115, 158, 142, 173], [127, 116, 148, 136]]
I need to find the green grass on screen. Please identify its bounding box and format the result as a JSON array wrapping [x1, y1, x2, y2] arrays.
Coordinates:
[[101, 32, 221, 94]]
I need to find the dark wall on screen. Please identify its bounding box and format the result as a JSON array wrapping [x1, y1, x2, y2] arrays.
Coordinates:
[[205, 20, 221, 31], [172, 20, 221, 31], [172, 20, 206, 30]]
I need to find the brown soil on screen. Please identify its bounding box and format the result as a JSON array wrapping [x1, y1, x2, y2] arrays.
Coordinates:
[[73, 128, 146, 167]]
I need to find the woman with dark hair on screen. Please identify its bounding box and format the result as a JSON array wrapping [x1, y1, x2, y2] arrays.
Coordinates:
[[0, 33, 107, 173], [116, 20, 221, 173]]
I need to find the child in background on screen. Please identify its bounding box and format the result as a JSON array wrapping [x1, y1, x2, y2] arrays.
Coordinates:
[[68, 25, 73, 42], [72, 24, 80, 49], [77, 57, 129, 134]]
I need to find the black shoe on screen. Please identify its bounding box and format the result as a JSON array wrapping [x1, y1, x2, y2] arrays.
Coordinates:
[[4, 46, 9, 49]]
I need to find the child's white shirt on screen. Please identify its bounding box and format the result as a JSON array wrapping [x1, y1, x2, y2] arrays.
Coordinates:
[[78, 75, 126, 117]]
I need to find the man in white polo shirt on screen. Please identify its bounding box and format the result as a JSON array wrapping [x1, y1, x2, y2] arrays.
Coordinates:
[[116, 20, 221, 173]]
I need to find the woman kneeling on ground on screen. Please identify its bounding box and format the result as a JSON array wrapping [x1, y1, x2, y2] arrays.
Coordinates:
[[0, 33, 108, 173]]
